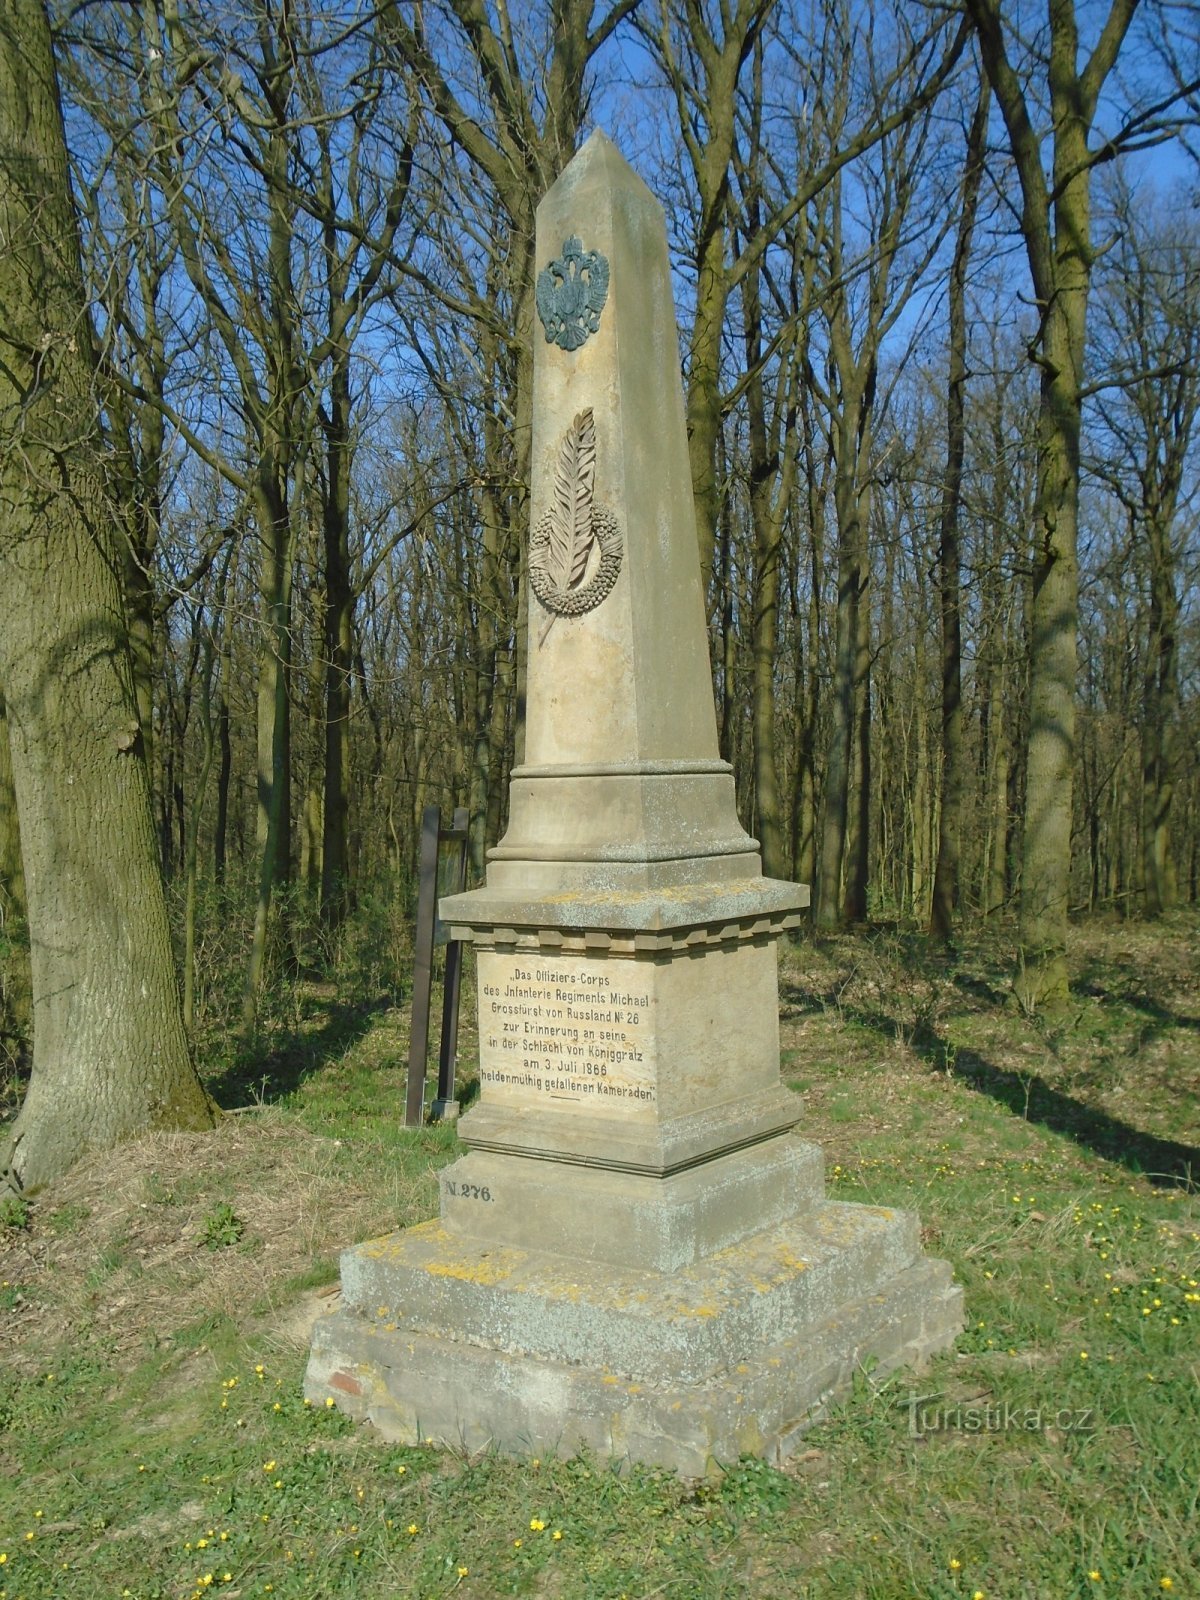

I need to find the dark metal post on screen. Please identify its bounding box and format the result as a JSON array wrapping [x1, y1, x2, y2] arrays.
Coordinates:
[[405, 805, 441, 1128], [433, 806, 469, 1120]]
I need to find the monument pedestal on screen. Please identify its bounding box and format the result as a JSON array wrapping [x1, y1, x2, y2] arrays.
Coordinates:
[[306, 886, 963, 1474], [306, 131, 961, 1473], [308, 1213, 958, 1477]]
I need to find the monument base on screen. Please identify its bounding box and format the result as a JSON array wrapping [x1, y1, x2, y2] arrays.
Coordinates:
[[305, 1199, 963, 1477]]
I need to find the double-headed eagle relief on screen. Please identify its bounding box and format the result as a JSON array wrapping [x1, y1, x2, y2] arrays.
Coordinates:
[[536, 236, 609, 351], [529, 408, 623, 632], [532, 238, 620, 638]]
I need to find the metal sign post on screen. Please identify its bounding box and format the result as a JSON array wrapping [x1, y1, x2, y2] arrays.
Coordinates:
[[405, 805, 469, 1128]]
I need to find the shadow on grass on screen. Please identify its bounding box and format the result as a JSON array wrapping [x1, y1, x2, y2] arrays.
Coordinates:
[[780, 939, 1198, 1187], [856, 1004, 1198, 1190], [1075, 977, 1200, 1035], [778, 979, 844, 1021], [202, 996, 391, 1110]]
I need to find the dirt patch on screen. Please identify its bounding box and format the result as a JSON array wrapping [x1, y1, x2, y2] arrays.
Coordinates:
[[0, 1111, 402, 1377]]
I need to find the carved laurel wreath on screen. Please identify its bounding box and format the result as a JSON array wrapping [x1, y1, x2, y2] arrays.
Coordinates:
[[529, 408, 623, 620]]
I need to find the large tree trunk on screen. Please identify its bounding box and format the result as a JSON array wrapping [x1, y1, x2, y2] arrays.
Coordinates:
[[1014, 290, 1083, 1005], [966, 0, 1137, 1006], [0, 0, 213, 1192], [0, 691, 25, 923]]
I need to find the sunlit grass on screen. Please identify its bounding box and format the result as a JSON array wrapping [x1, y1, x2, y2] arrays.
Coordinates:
[[1, 915, 1197, 1597]]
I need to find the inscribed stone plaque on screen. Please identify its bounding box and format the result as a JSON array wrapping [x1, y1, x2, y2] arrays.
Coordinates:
[[477, 952, 656, 1114]]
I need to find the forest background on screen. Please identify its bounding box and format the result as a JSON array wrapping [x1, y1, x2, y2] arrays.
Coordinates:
[[2, 0, 1200, 1189]]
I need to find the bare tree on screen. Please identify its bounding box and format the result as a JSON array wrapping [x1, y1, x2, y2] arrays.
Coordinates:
[[1090, 178, 1200, 915], [964, 0, 1198, 1003]]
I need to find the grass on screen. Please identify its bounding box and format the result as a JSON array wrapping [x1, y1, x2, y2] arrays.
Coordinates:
[[1, 913, 1198, 1598]]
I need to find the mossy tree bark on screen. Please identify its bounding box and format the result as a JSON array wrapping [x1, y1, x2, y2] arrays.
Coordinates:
[[966, 0, 1138, 1006], [0, 688, 31, 1041], [0, 0, 213, 1193]]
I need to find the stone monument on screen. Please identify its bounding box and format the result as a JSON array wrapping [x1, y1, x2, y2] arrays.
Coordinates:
[[306, 131, 962, 1474]]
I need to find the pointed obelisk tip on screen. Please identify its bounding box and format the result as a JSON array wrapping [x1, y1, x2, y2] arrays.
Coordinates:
[[543, 127, 656, 211]]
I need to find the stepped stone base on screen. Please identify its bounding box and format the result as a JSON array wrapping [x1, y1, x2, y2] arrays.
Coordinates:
[[305, 1200, 963, 1476]]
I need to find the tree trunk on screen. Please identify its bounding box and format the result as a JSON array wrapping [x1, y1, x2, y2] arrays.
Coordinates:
[[910, 581, 932, 920], [966, 0, 1137, 1005], [0, 688, 31, 1040], [742, 258, 799, 879], [984, 644, 1010, 918], [817, 523, 857, 929], [793, 408, 825, 893], [717, 433, 737, 764], [930, 80, 989, 941], [688, 217, 729, 595], [214, 680, 232, 886], [183, 629, 219, 1033], [320, 299, 355, 930], [0, 0, 213, 1191], [1141, 511, 1180, 915], [468, 480, 504, 882], [819, 398, 871, 931], [244, 468, 294, 1028], [844, 526, 872, 924], [1015, 292, 1083, 1003]]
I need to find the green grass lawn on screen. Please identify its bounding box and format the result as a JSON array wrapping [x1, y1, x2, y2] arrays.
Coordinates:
[[1, 915, 1197, 1599]]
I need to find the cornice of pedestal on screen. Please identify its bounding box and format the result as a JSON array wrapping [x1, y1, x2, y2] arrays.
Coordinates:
[[439, 874, 810, 953]]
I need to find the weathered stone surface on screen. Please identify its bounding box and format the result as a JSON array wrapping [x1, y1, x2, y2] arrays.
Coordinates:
[[454, 1083, 803, 1177], [308, 131, 963, 1474], [307, 1242, 963, 1477], [322, 1200, 928, 1385], [439, 1138, 825, 1272], [441, 877, 809, 944], [450, 128, 780, 902], [471, 941, 784, 1123], [522, 134, 725, 776]]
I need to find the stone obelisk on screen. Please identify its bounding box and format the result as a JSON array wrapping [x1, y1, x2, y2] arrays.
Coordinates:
[[306, 133, 962, 1474]]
